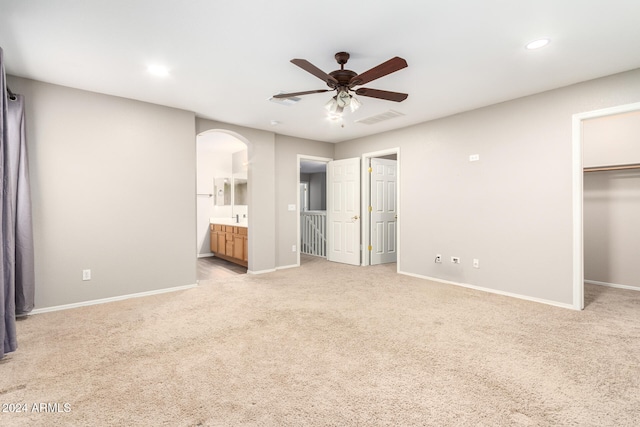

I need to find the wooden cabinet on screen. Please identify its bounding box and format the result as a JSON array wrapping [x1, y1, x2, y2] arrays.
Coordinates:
[[210, 223, 248, 268]]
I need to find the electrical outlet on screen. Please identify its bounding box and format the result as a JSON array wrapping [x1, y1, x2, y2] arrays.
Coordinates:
[[435, 254, 442, 263], [451, 256, 460, 264], [82, 269, 91, 281], [473, 259, 480, 268], [292, 245, 296, 252]]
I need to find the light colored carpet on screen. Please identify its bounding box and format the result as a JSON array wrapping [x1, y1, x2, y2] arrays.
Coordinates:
[[1, 256, 639, 426]]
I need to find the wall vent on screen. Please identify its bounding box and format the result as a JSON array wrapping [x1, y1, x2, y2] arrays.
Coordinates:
[[268, 95, 301, 106], [355, 110, 405, 125]]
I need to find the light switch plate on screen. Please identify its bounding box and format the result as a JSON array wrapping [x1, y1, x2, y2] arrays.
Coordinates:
[[288, 204, 296, 211]]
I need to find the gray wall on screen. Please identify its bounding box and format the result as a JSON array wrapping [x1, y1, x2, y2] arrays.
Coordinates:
[[334, 68, 640, 306], [275, 135, 334, 267], [300, 172, 327, 211], [309, 172, 326, 210], [8, 76, 196, 309], [584, 170, 640, 289]]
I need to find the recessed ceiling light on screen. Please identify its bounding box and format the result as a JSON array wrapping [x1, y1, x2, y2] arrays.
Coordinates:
[[270, 120, 280, 126], [526, 38, 550, 50], [147, 64, 170, 77]]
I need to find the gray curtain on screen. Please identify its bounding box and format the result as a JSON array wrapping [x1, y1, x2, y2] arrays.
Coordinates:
[[1, 47, 35, 359]]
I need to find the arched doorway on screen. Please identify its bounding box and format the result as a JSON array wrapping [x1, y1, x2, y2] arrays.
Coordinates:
[[196, 130, 249, 279]]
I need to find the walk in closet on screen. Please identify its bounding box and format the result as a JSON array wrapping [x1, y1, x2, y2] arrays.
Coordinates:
[[583, 110, 640, 291]]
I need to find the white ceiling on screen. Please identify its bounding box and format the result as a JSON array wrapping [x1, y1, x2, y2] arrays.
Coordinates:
[[2, 1, 640, 143]]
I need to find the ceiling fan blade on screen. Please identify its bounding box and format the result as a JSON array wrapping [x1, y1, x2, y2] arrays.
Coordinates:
[[272, 89, 331, 99], [291, 59, 339, 87], [350, 56, 408, 87], [355, 88, 408, 102]]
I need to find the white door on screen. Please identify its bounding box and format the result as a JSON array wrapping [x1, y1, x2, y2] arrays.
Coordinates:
[[370, 158, 397, 265], [327, 158, 361, 265]]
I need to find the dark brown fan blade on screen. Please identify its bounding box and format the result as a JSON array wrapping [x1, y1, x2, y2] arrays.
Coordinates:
[[355, 88, 408, 102], [272, 89, 331, 99], [291, 59, 339, 87], [349, 57, 408, 87]]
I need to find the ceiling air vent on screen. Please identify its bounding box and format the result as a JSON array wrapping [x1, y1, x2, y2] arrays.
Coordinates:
[[355, 110, 405, 125], [268, 94, 301, 106]]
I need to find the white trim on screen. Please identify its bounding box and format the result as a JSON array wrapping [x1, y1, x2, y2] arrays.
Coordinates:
[[571, 101, 640, 311], [585, 280, 640, 292], [197, 253, 214, 258], [296, 154, 332, 268], [399, 270, 576, 310], [361, 148, 401, 272], [29, 283, 198, 315], [571, 113, 584, 310], [248, 268, 276, 275], [276, 264, 298, 271]]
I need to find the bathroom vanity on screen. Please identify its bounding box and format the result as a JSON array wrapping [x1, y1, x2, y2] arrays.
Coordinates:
[[210, 221, 248, 268]]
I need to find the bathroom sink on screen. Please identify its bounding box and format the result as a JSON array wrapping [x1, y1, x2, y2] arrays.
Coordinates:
[[210, 217, 248, 226]]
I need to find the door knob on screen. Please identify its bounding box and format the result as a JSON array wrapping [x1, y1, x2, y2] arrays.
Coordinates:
[[352, 215, 359, 221]]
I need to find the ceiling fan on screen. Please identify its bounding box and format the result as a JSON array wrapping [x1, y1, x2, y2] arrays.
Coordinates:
[[273, 52, 408, 114]]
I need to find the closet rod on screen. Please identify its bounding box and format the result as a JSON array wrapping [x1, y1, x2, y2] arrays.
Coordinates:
[[584, 163, 640, 173]]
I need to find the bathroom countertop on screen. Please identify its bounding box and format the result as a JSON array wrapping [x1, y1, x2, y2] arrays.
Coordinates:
[[210, 217, 248, 227]]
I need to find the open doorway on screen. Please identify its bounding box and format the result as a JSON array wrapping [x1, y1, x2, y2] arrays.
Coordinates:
[[196, 130, 249, 280], [572, 101, 640, 309], [297, 155, 331, 266], [581, 108, 640, 306], [296, 150, 400, 270]]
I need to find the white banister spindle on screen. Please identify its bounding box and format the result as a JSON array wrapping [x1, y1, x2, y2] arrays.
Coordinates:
[[300, 211, 326, 257]]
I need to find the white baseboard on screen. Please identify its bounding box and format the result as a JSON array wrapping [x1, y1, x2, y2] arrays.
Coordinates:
[[247, 268, 276, 275], [29, 283, 198, 315], [398, 271, 577, 310], [197, 253, 214, 258], [585, 279, 640, 291], [248, 264, 297, 274]]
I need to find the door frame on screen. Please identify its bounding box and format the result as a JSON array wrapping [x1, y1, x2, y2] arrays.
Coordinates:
[[296, 154, 332, 267], [571, 101, 640, 310], [361, 148, 401, 270]]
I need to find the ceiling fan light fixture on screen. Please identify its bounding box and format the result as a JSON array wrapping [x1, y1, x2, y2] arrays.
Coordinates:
[[325, 96, 345, 114], [326, 90, 360, 115], [324, 97, 338, 113], [336, 90, 351, 108], [349, 96, 361, 113], [273, 52, 408, 119]]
